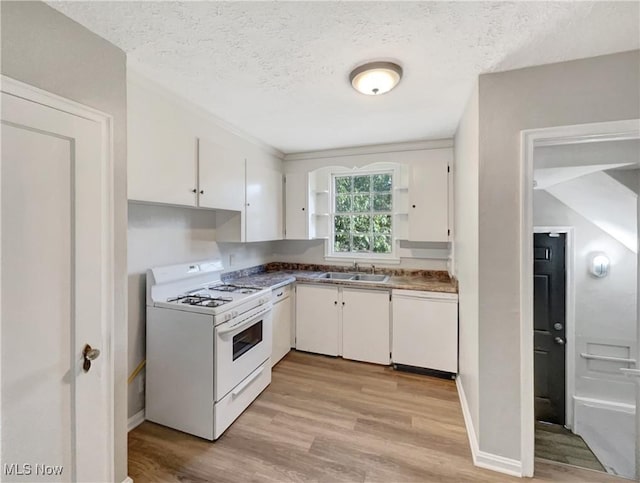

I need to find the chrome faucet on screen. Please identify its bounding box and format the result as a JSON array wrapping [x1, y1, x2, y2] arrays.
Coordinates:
[[371, 265, 376, 275], [353, 262, 359, 272]]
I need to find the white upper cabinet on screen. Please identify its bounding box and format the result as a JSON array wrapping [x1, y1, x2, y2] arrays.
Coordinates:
[[198, 138, 245, 211], [246, 155, 283, 242], [127, 72, 285, 242], [408, 157, 449, 242], [128, 77, 197, 206], [284, 172, 309, 240]]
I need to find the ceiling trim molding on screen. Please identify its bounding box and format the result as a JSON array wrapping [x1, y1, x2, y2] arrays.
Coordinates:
[[284, 138, 454, 161], [127, 64, 285, 159]]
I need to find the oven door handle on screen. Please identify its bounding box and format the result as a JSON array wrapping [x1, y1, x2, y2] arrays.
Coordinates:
[[217, 311, 265, 336], [232, 367, 264, 398]]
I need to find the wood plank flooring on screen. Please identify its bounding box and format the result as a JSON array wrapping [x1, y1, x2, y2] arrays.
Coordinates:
[[535, 421, 605, 472], [129, 351, 624, 482]]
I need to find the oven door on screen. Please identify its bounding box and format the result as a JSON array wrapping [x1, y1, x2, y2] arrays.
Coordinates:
[[214, 305, 272, 401]]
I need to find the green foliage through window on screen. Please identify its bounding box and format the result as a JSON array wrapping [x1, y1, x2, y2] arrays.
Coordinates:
[[332, 173, 393, 254]]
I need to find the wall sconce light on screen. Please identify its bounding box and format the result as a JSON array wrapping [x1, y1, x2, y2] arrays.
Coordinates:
[[590, 254, 610, 278]]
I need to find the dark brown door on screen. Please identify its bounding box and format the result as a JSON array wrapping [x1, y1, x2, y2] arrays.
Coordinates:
[[534, 232, 566, 425]]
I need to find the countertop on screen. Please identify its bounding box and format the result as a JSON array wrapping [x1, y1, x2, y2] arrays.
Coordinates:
[[227, 269, 458, 294]]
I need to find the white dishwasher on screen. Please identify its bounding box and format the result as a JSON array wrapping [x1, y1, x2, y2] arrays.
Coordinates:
[[391, 289, 459, 374]]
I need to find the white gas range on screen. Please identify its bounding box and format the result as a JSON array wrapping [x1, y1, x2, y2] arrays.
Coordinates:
[[146, 259, 272, 440]]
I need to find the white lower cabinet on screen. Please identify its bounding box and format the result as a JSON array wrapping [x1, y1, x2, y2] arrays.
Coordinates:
[[295, 284, 391, 364], [295, 284, 341, 356], [342, 288, 390, 365], [392, 289, 458, 373], [271, 285, 293, 367]]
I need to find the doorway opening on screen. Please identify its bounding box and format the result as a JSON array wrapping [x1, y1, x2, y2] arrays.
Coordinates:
[[524, 121, 640, 479]]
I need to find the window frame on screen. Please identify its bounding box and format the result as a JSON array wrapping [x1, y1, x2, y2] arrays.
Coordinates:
[[326, 168, 399, 262]]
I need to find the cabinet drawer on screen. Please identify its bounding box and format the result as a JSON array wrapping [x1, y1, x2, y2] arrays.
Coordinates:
[[272, 284, 292, 303], [213, 360, 271, 439]]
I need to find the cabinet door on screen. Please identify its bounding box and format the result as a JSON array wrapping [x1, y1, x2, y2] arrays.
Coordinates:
[[408, 159, 448, 242], [342, 289, 390, 365], [127, 78, 197, 206], [295, 285, 340, 356], [285, 172, 309, 240], [198, 138, 245, 211], [246, 156, 283, 242], [272, 296, 292, 367], [392, 295, 458, 372]]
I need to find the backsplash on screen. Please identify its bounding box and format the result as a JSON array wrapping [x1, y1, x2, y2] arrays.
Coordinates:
[[222, 261, 453, 283]]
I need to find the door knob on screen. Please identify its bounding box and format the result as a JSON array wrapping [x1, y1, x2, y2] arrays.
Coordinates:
[[553, 322, 563, 331], [554, 337, 565, 345], [83, 344, 101, 372]]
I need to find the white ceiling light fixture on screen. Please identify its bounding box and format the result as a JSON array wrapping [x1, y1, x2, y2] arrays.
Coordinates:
[[350, 62, 403, 96]]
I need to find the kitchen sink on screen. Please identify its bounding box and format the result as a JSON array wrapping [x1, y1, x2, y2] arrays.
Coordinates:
[[351, 274, 390, 283], [319, 272, 356, 280], [318, 272, 389, 283]]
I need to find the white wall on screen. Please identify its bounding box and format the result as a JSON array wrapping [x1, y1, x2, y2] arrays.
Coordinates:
[[477, 50, 640, 462], [0, 2, 129, 479], [281, 146, 453, 270], [127, 205, 275, 419], [453, 82, 480, 437]]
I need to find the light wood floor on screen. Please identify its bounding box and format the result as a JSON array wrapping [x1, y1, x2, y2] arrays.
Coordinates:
[[129, 351, 624, 482]]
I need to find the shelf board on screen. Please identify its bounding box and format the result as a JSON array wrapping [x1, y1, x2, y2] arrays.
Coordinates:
[[393, 212, 409, 216], [394, 187, 409, 191], [313, 213, 330, 216], [312, 190, 329, 194]]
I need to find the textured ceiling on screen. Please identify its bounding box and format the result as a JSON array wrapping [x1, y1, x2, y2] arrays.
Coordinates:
[[49, 1, 640, 153]]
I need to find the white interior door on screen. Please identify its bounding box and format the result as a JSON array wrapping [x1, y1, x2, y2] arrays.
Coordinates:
[[1, 83, 113, 482]]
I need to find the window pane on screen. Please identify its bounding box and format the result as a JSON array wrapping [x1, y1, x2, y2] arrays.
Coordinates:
[[353, 175, 371, 193], [373, 214, 391, 234], [352, 234, 371, 252], [373, 174, 392, 192], [352, 194, 371, 212], [334, 215, 350, 232], [334, 232, 351, 252], [373, 193, 392, 211], [353, 214, 371, 233], [335, 194, 352, 212], [373, 235, 392, 253], [335, 176, 352, 194]]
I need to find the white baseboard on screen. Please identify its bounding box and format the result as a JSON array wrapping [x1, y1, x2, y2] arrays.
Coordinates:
[[128, 409, 145, 432], [456, 377, 523, 477], [122, 477, 133, 483]]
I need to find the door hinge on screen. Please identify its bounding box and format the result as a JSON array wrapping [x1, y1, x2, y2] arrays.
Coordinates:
[[447, 165, 450, 173]]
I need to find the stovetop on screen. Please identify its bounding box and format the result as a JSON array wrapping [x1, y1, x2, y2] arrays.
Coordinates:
[[147, 259, 271, 321]]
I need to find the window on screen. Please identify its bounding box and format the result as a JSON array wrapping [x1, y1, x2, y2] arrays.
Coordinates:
[[331, 172, 394, 257]]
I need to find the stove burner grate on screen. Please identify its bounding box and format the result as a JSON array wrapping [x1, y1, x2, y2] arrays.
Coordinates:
[[209, 284, 260, 294], [167, 294, 233, 308]]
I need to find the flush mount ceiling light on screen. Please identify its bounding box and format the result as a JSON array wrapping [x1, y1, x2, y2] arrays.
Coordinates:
[[350, 61, 403, 96]]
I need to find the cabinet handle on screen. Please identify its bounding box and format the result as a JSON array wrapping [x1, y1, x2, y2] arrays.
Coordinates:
[[200, 190, 204, 194], [412, 204, 416, 208], [342, 301, 345, 306], [192, 189, 197, 193], [302, 207, 305, 211], [334, 301, 337, 305]]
